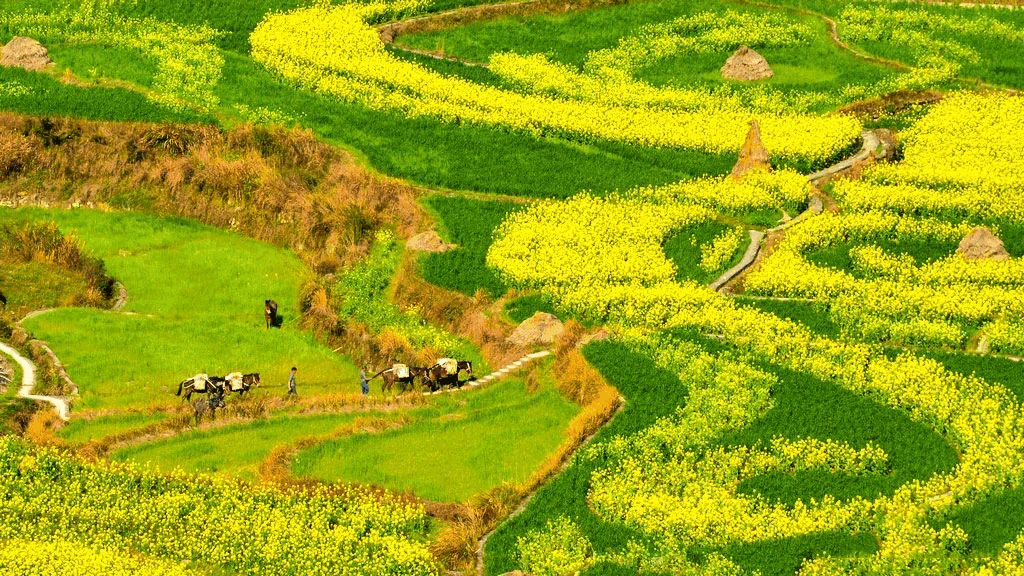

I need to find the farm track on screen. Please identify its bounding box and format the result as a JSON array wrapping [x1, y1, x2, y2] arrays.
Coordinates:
[[0, 341, 71, 421], [712, 129, 887, 293]]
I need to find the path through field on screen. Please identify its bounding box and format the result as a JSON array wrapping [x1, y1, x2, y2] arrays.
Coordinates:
[[0, 341, 70, 421]]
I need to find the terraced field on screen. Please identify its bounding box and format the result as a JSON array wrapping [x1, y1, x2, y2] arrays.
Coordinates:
[[2, 0, 1024, 574]]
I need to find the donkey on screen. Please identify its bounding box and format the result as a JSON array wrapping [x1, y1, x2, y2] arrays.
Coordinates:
[[176, 374, 222, 402], [372, 365, 424, 394], [423, 360, 474, 392], [193, 387, 226, 425], [224, 372, 260, 397], [264, 299, 278, 329]]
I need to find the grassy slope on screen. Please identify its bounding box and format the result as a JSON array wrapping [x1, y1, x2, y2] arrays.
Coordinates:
[[484, 341, 688, 576], [294, 376, 579, 502], [1, 5, 735, 199], [4, 208, 358, 412]]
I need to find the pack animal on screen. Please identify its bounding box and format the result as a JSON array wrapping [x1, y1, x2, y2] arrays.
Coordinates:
[[423, 360, 475, 392], [193, 387, 226, 425], [224, 372, 260, 397], [264, 299, 278, 329], [372, 364, 425, 394], [176, 374, 224, 402]]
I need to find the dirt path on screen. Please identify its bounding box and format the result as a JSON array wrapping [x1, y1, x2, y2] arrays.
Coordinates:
[[0, 341, 71, 421], [712, 129, 889, 293]]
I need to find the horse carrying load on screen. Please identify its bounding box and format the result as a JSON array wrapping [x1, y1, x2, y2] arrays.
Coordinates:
[[423, 358, 474, 392], [373, 363, 422, 394]]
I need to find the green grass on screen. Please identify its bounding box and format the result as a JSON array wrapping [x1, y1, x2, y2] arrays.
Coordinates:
[[484, 340, 691, 576], [58, 412, 174, 445], [2, 208, 359, 412], [505, 294, 559, 324], [805, 237, 958, 276], [934, 485, 1024, 559], [397, 0, 893, 112], [919, 349, 1024, 406], [0, 261, 89, 318], [3, 7, 736, 200], [735, 297, 840, 339], [662, 221, 749, 285], [484, 334, 959, 575], [717, 364, 960, 506], [723, 531, 878, 576], [113, 411, 368, 482], [419, 196, 521, 297], [0, 65, 208, 124], [920, 349, 1024, 559], [46, 44, 160, 90], [293, 375, 579, 502]]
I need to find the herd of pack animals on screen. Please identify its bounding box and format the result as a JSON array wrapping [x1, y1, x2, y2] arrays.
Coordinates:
[[171, 299, 477, 425]]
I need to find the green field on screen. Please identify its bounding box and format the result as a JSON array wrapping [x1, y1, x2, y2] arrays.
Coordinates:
[[4, 0, 1024, 574], [294, 375, 579, 502], [3, 208, 359, 413]]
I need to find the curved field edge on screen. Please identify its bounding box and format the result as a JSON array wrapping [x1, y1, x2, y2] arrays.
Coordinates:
[[482, 336, 965, 576]]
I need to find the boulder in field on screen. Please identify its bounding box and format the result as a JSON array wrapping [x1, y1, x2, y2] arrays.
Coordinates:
[[721, 45, 773, 81], [407, 230, 456, 253], [1, 37, 53, 71], [507, 311, 564, 347], [957, 227, 1009, 260]]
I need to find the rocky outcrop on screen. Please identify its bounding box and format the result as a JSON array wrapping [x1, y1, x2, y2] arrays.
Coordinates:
[[958, 227, 1009, 260], [1, 37, 53, 71], [407, 230, 456, 253], [730, 120, 771, 180], [507, 312, 564, 347], [721, 45, 773, 81]]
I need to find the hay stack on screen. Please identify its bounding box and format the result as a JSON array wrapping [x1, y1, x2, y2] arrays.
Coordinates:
[[1, 37, 53, 71], [730, 120, 771, 179], [721, 45, 773, 81]]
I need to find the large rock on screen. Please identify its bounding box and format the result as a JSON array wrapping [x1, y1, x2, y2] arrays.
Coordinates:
[[1, 37, 53, 71], [730, 120, 771, 180], [507, 312, 564, 347], [721, 45, 773, 81], [958, 227, 1009, 260], [407, 230, 456, 253]]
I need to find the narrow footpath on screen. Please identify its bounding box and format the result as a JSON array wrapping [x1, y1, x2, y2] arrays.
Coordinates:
[[0, 341, 70, 421]]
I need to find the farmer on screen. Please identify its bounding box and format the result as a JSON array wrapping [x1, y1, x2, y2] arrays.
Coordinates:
[[360, 367, 369, 396], [287, 366, 297, 396]]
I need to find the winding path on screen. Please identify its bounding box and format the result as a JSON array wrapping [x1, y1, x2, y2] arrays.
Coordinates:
[[709, 129, 890, 292], [0, 341, 70, 421]]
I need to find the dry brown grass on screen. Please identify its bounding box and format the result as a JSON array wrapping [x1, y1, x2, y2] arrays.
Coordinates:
[[24, 410, 64, 446], [0, 113, 424, 275]]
